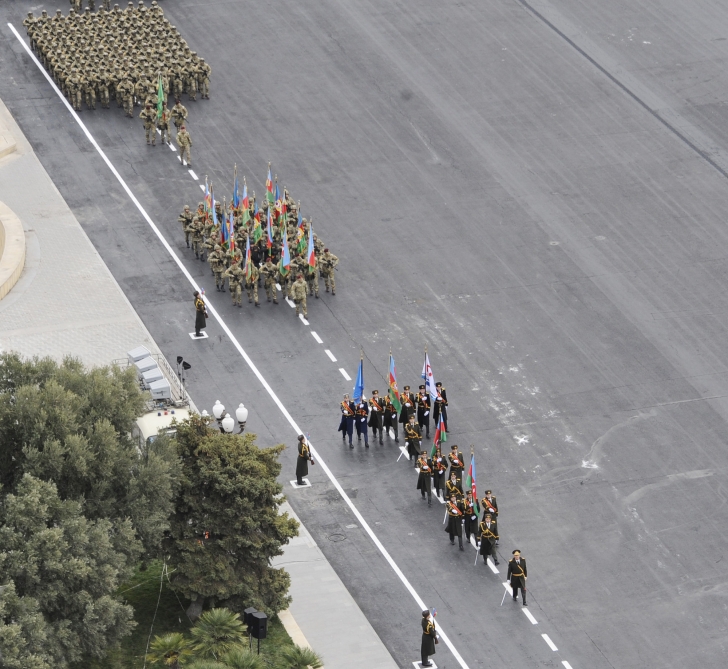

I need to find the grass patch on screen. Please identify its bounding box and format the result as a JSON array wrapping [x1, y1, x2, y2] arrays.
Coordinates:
[[72, 562, 295, 669]]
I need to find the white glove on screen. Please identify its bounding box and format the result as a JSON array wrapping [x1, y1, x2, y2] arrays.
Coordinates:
[[471, 515, 476, 520], [372, 406, 378, 411], [424, 411, 429, 416], [360, 418, 365, 422]]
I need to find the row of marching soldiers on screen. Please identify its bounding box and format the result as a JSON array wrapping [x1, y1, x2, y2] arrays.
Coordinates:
[[178, 167, 339, 312]]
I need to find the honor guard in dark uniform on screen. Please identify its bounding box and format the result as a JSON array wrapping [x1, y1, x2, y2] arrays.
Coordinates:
[[508, 550, 527, 605], [445, 495, 465, 550], [478, 513, 499, 565], [416, 384, 431, 438], [463, 490, 478, 543], [448, 444, 465, 486], [368, 390, 384, 444], [338, 393, 355, 448], [445, 472, 463, 501], [432, 445, 448, 500], [399, 385, 415, 425], [433, 381, 448, 426], [481, 490, 499, 544], [355, 396, 369, 447], [416, 450, 433, 506], [295, 434, 314, 486], [420, 610, 437, 668], [382, 394, 399, 443], [404, 415, 422, 466]]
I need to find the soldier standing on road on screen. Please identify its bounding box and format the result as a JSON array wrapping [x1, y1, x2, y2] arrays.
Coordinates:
[[446, 471, 463, 501], [338, 393, 355, 448], [448, 444, 465, 488], [223, 259, 244, 307], [245, 262, 260, 307], [295, 434, 313, 487], [355, 396, 369, 447], [432, 446, 447, 500], [290, 274, 308, 318], [319, 248, 338, 294], [157, 100, 171, 144], [171, 98, 188, 132], [508, 550, 528, 605], [420, 610, 437, 668], [260, 257, 278, 304], [382, 393, 399, 444], [140, 103, 156, 145], [400, 385, 415, 425], [445, 494, 465, 550], [208, 245, 227, 292], [416, 450, 433, 506], [176, 124, 192, 166], [368, 390, 384, 445], [478, 513, 499, 565], [481, 490, 499, 545], [416, 384, 431, 439], [193, 290, 207, 338], [404, 414, 422, 466], [463, 490, 478, 545], [178, 204, 193, 247], [433, 381, 448, 426]]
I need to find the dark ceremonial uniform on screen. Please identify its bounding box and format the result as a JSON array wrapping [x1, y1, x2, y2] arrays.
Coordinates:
[[421, 616, 437, 667], [404, 421, 422, 465], [416, 454, 433, 505], [296, 439, 312, 485], [445, 499, 465, 549], [463, 495, 478, 542], [355, 400, 369, 446], [433, 384, 448, 426], [478, 518, 499, 563], [368, 394, 384, 443], [432, 451, 448, 499], [446, 477, 464, 501], [508, 555, 528, 605], [416, 390, 431, 438], [338, 399, 355, 446], [399, 390, 415, 424], [448, 448, 465, 485], [382, 395, 399, 442]]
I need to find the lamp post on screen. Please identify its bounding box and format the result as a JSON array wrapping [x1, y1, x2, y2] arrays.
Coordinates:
[[209, 400, 248, 434], [235, 403, 249, 433]]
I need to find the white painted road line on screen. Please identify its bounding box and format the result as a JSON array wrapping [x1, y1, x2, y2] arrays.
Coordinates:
[[311, 331, 323, 344], [199, 184, 206, 191], [169, 142, 176, 151], [188, 169, 198, 180], [523, 608, 538, 625], [275, 282, 282, 291], [178, 154, 182, 162], [285, 297, 295, 308], [562, 662, 574, 669], [487, 558, 499, 573], [325, 349, 337, 362], [542, 634, 558, 651], [339, 368, 352, 381], [9, 22, 473, 669], [299, 314, 309, 325]]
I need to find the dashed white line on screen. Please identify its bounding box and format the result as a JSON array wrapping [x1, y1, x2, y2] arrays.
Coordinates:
[[9, 21, 473, 669], [275, 283, 282, 291], [169, 142, 176, 151], [325, 349, 337, 362], [542, 634, 558, 651], [311, 331, 323, 344], [523, 608, 538, 625], [285, 297, 295, 308], [188, 169, 199, 180], [177, 154, 182, 162], [339, 368, 351, 381], [299, 314, 309, 325], [487, 558, 499, 574], [199, 184, 206, 191], [562, 662, 574, 669]]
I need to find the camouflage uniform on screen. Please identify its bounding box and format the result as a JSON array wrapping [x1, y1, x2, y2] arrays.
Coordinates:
[[260, 259, 278, 304], [290, 276, 308, 317], [208, 245, 227, 291], [139, 104, 156, 144], [178, 204, 193, 247], [223, 262, 245, 306], [319, 250, 338, 294], [176, 126, 192, 166], [246, 265, 260, 306]]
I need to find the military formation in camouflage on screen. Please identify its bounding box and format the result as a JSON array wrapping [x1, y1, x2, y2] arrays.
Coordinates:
[[23, 1, 211, 118], [178, 168, 339, 319]]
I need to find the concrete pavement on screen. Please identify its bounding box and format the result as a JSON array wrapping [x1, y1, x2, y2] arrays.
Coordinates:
[[0, 95, 398, 668]]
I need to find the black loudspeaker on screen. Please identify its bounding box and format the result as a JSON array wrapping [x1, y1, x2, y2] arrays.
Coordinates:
[[250, 611, 268, 639], [243, 607, 257, 627]]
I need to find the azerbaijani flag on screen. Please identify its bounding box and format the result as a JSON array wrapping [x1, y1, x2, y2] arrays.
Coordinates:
[[431, 413, 447, 457], [232, 166, 240, 209], [307, 224, 316, 270], [244, 235, 252, 281], [228, 210, 235, 253], [464, 453, 479, 514], [388, 354, 402, 414], [252, 201, 262, 243], [266, 165, 274, 205], [241, 180, 251, 225], [211, 186, 217, 227], [156, 74, 164, 119], [220, 204, 229, 246], [278, 198, 287, 231], [266, 207, 274, 249], [274, 180, 281, 212], [204, 177, 212, 213], [279, 226, 290, 276]]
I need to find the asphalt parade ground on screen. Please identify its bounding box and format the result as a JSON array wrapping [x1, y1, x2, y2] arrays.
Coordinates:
[[5, 0, 728, 666]]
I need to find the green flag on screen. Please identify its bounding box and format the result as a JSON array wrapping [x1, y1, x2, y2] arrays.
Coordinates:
[[156, 75, 164, 119]]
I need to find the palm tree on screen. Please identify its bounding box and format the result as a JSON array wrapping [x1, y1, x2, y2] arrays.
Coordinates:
[[190, 608, 247, 659], [220, 647, 266, 669], [146, 632, 192, 669], [185, 662, 228, 669], [279, 645, 324, 669]]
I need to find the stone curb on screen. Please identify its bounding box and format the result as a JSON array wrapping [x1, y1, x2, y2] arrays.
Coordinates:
[[0, 202, 26, 301]]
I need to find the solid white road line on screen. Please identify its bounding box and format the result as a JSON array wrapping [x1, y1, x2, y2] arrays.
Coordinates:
[[325, 349, 337, 362], [189, 169, 198, 180], [542, 634, 558, 651], [339, 368, 352, 381], [523, 609, 538, 625], [311, 331, 323, 344], [9, 22, 472, 669]]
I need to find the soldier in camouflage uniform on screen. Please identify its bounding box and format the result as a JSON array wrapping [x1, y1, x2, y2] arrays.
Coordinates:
[[223, 260, 245, 307], [139, 103, 156, 145], [208, 244, 227, 292], [157, 100, 171, 144], [260, 257, 278, 304], [290, 274, 308, 318], [178, 204, 193, 247], [245, 262, 260, 307], [319, 248, 338, 294], [187, 214, 204, 259]]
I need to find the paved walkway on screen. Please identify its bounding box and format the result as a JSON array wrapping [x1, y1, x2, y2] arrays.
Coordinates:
[[0, 97, 398, 669]]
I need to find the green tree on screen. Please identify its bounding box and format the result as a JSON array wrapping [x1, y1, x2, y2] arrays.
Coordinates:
[[0, 582, 51, 669], [164, 417, 298, 616], [186, 662, 228, 669], [278, 645, 324, 669], [190, 608, 246, 659], [0, 475, 136, 666], [147, 632, 192, 669], [220, 647, 266, 669]]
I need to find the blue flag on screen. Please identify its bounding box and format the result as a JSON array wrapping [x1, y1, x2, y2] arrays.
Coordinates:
[[352, 359, 364, 403], [232, 169, 240, 208]]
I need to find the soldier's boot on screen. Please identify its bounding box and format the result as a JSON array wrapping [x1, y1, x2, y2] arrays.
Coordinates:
[[458, 536, 464, 551], [255, 301, 260, 307], [522, 593, 527, 607], [273, 298, 279, 304], [428, 492, 432, 507]]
